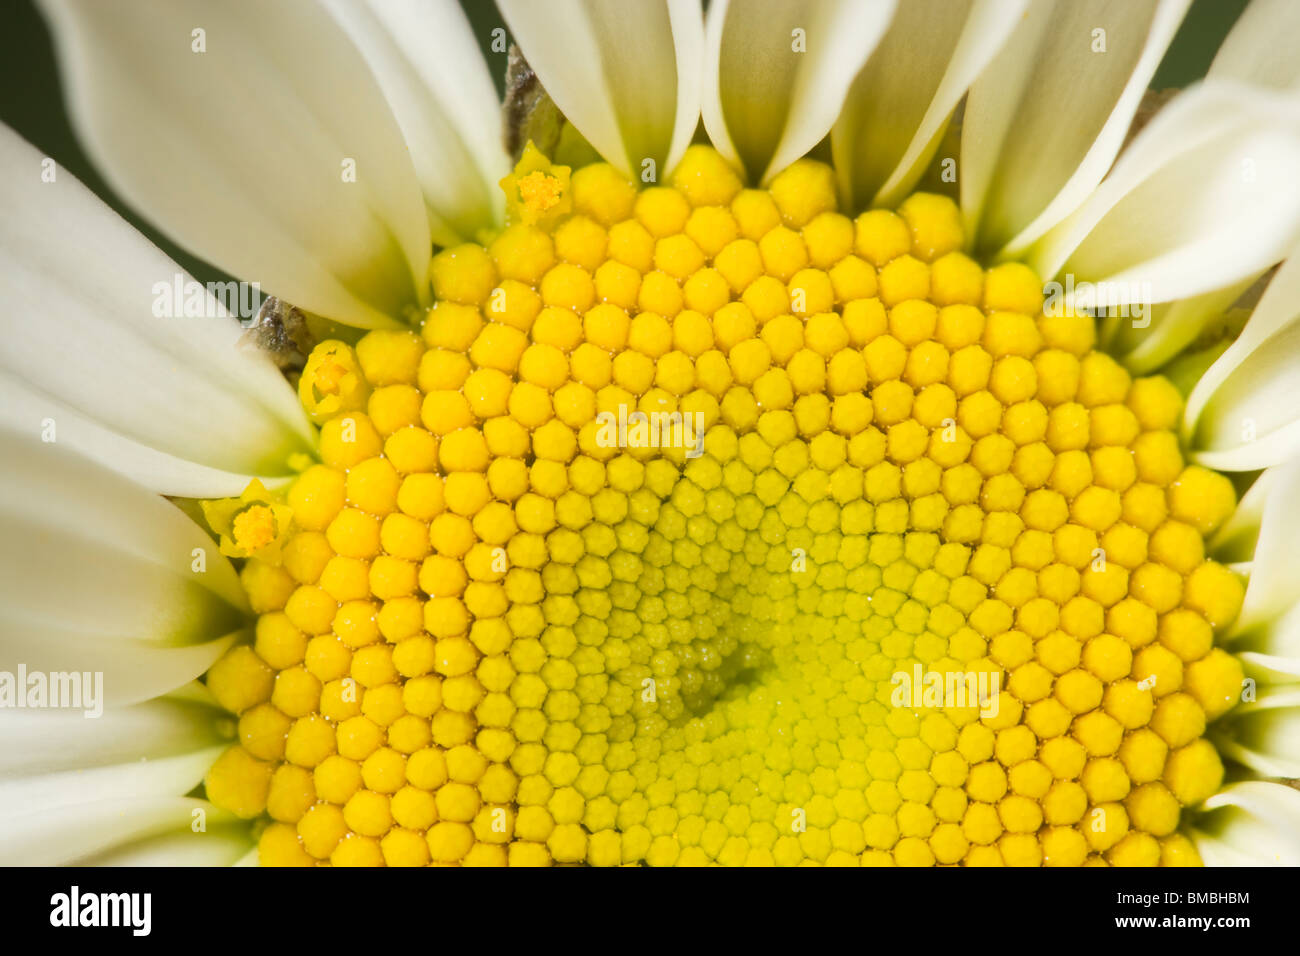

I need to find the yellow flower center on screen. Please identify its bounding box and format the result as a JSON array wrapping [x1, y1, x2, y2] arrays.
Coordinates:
[[232, 504, 279, 554], [203, 146, 1248, 867]]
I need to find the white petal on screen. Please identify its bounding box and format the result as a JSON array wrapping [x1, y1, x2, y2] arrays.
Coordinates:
[[39, 0, 431, 329], [833, 0, 1025, 211], [0, 796, 249, 866], [1106, 277, 1257, 375], [1028, 81, 1300, 307], [0, 685, 224, 776], [1213, 688, 1300, 777], [2, 431, 247, 607], [1193, 782, 1300, 866], [88, 824, 254, 866], [703, 0, 896, 185], [1224, 469, 1300, 679], [1209, 0, 1300, 90], [1210, 467, 1277, 564], [0, 432, 247, 705], [1218, 461, 1300, 641], [1185, 251, 1300, 471], [0, 624, 241, 712], [1232, 594, 1300, 680], [0, 127, 314, 497], [0, 378, 282, 500], [321, 0, 509, 246], [963, 0, 1190, 256], [1236, 648, 1300, 683], [499, 0, 703, 179], [0, 692, 229, 817]]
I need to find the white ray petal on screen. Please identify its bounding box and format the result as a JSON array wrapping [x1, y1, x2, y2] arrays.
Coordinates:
[[1219, 460, 1300, 642], [0, 433, 246, 606], [86, 825, 254, 866], [0, 747, 226, 821], [1210, 468, 1276, 565], [1193, 782, 1300, 866], [833, 0, 1025, 211], [1209, 0, 1300, 90], [321, 0, 509, 246], [1229, 517, 1300, 679], [1237, 649, 1300, 683], [0, 685, 224, 777], [703, 0, 896, 185], [0, 127, 313, 496], [964, 0, 1190, 256], [498, 0, 703, 180], [1213, 688, 1300, 777], [0, 377, 285, 500], [1185, 251, 1300, 471], [967, 0, 1190, 257], [1029, 81, 1300, 308], [39, 0, 431, 329], [1232, 593, 1300, 679], [0, 432, 248, 705], [0, 796, 248, 866], [1, 624, 241, 712]]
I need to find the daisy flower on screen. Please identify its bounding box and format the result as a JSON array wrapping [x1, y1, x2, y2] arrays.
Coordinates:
[[5, 0, 1300, 867]]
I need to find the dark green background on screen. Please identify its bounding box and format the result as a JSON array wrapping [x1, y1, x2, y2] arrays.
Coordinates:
[[0, 0, 1248, 286]]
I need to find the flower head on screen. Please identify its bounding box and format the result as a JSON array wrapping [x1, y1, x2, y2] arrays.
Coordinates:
[[6, 0, 1300, 868]]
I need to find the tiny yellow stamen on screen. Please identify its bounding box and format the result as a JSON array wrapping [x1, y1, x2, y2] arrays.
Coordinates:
[[200, 479, 294, 562], [500, 141, 572, 228], [232, 504, 278, 553], [314, 358, 348, 396], [516, 170, 564, 216], [299, 341, 368, 422]]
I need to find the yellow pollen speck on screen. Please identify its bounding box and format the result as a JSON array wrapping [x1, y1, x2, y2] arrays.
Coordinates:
[[233, 505, 278, 553], [201, 479, 294, 562], [204, 147, 1245, 868], [517, 171, 564, 216], [501, 141, 572, 228]]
